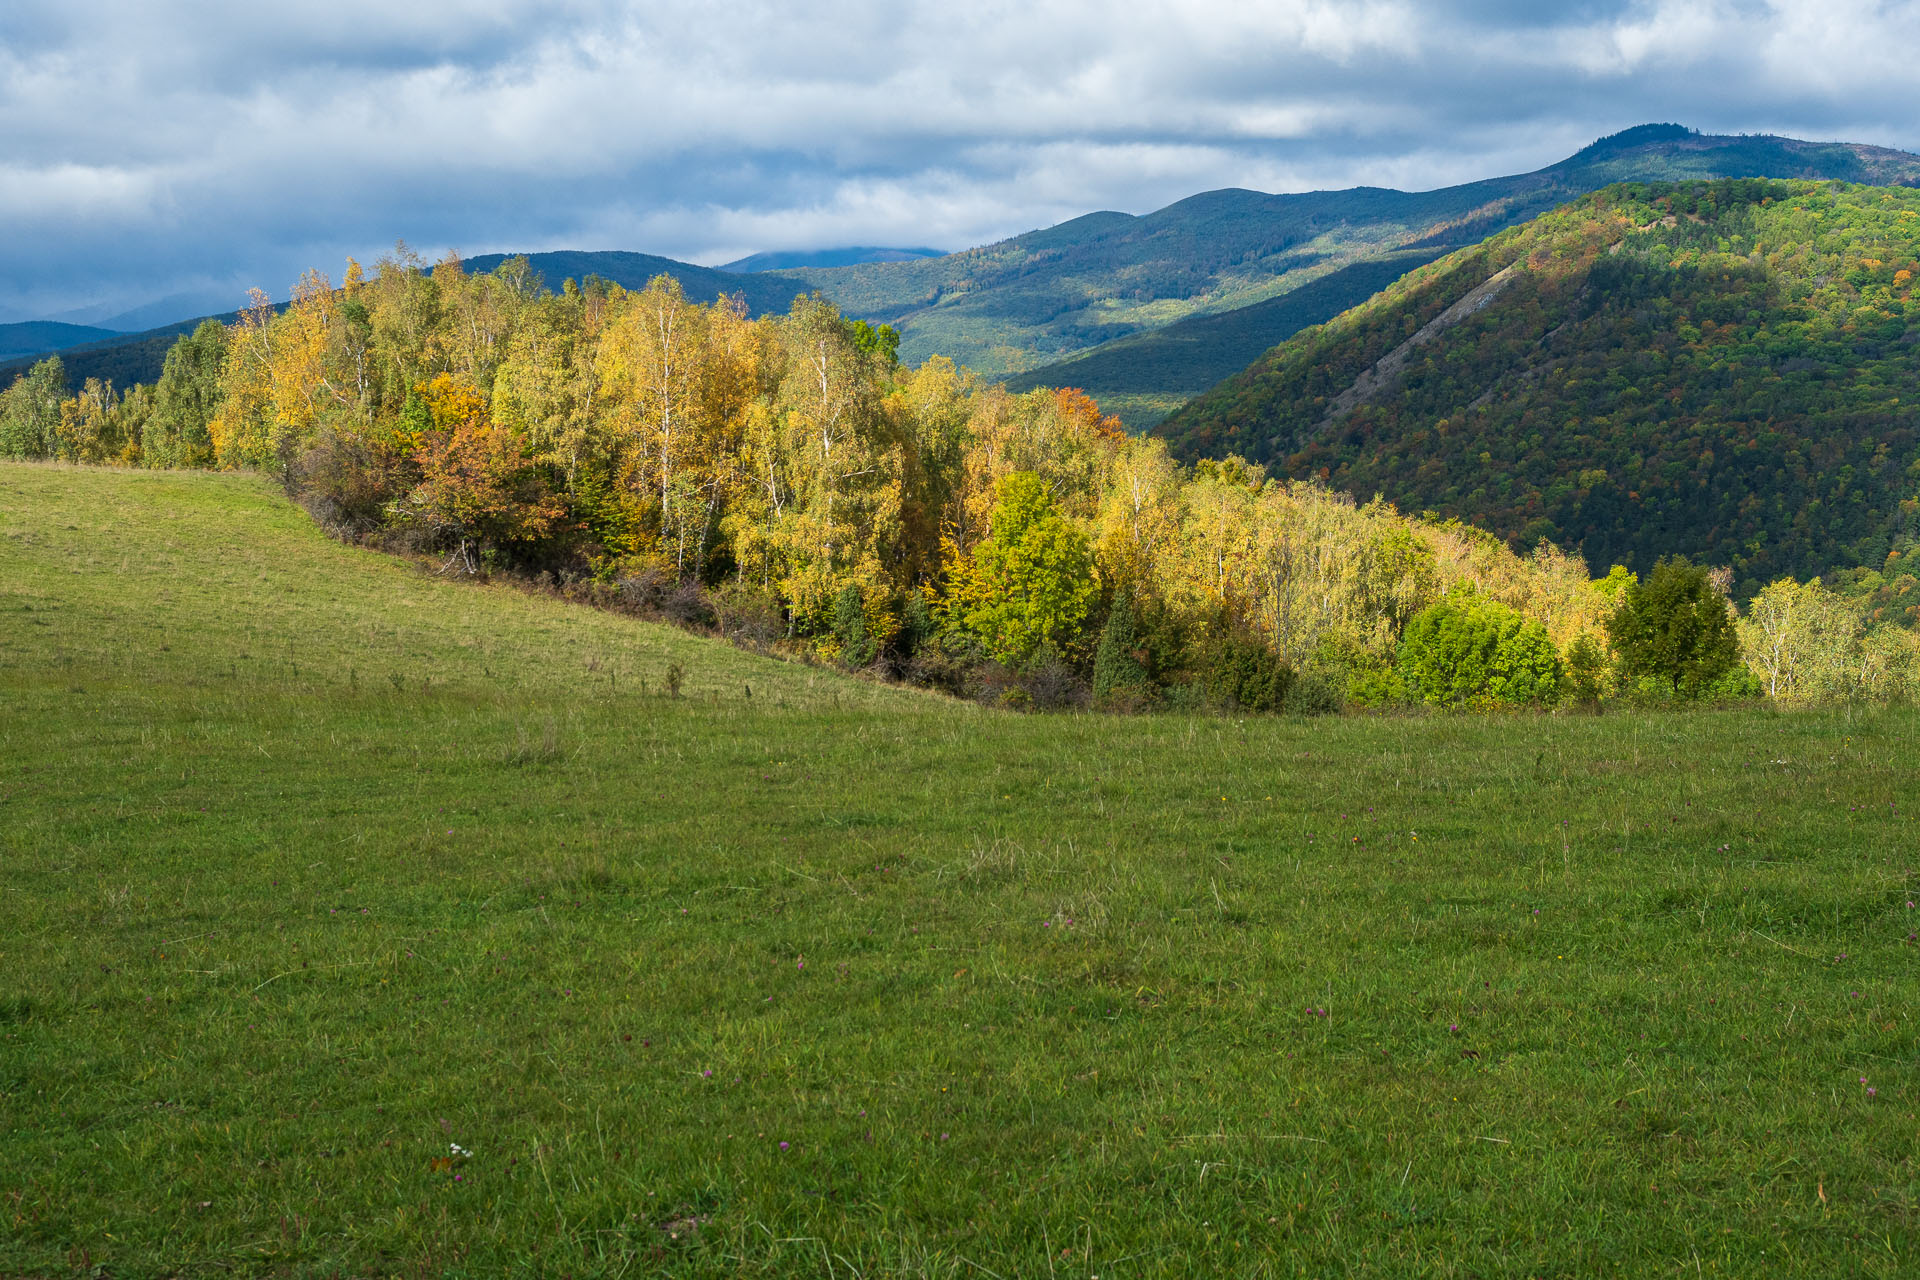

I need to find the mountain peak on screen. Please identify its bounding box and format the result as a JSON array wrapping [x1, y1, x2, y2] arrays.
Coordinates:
[[1564, 123, 1700, 164]]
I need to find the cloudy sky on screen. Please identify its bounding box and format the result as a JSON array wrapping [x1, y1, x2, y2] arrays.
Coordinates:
[[4, 0, 1919, 325]]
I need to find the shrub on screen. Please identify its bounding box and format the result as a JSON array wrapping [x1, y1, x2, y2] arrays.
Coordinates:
[[1020, 643, 1087, 711], [614, 560, 675, 613], [1199, 625, 1292, 713], [711, 582, 786, 651], [1282, 673, 1344, 716], [899, 595, 936, 656], [291, 428, 402, 538], [1397, 594, 1562, 707], [1092, 585, 1150, 705], [661, 581, 715, 629]]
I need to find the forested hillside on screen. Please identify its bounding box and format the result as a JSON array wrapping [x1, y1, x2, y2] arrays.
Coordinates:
[[7, 237, 1918, 711], [0, 321, 117, 361], [1159, 179, 1920, 600], [804, 126, 1920, 390]]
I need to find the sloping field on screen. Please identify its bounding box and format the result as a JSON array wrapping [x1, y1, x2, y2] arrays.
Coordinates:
[[2, 464, 1917, 1277]]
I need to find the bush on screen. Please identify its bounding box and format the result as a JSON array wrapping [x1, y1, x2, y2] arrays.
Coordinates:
[[291, 428, 403, 538], [1282, 673, 1344, 716], [1705, 664, 1765, 701], [614, 560, 675, 613], [903, 633, 976, 697], [1199, 625, 1292, 713], [1020, 643, 1087, 711], [1396, 594, 1561, 707], [661, 581, 715, 629], [898, 594, 936, 657], [711, 582, 786, 651], [1562, 633, 1609, 707]]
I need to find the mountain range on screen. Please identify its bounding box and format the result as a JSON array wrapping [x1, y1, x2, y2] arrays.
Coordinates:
[[11, 125, 1920, 436], [980, 125, 1920, 425]]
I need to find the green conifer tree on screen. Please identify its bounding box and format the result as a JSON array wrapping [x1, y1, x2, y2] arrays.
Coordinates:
[[1092, 584, 1149, 704]]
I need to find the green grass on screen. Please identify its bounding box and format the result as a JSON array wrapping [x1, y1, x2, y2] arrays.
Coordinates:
[[4, 463, 1919, 1277]]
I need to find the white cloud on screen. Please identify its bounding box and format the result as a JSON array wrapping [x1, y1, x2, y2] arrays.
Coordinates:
[[1, 0, 1917, 319]]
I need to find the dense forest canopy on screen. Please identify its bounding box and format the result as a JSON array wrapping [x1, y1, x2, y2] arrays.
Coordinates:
[[1159, 179, 1920, 609], [4, 226, 1916, 710]]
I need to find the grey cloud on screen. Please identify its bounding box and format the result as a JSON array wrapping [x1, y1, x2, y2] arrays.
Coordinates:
[[2, 0, 1918, 322]]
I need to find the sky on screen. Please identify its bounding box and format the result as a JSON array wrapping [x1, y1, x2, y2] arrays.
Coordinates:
[[4, 0, 1920, 326]]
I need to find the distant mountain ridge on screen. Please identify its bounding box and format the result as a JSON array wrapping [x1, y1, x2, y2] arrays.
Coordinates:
[[721, 246, 945, 272], [1154, 178, 1920, 594], [960, 126, 1920, 424], [0, 321, 119, 362]]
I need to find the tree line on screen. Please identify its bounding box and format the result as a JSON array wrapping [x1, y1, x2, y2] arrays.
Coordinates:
[[3, 247, 1915, 711]]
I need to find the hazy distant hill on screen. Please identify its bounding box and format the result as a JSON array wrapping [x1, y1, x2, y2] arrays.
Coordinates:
[[0, 315, 226, 391], [1155, 178, 1920, 593], [0, 321, 118, 362], [722, 246, 944, 271], [824, 125, 1920, 422]]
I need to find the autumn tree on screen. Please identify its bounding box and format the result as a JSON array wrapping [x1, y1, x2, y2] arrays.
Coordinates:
[[403, 391, 565, 572], [950, 471, 1094, 666]]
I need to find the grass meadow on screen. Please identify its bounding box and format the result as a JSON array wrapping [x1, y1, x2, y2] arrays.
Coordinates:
[[2, 462, 1917, 1278]]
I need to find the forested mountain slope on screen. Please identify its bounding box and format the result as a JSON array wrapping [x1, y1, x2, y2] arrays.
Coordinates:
[[722, 246, 944, 271], [1157, 179, 1920, 595], [991, 127, 1920, 426], [0, 321, 117, 361]]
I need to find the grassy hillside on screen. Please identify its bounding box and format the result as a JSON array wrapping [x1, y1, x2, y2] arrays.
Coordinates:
[[807, 125, 1920, 399], [1159, 179, 1920, 595], [5, 463, 1920, 1277]]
